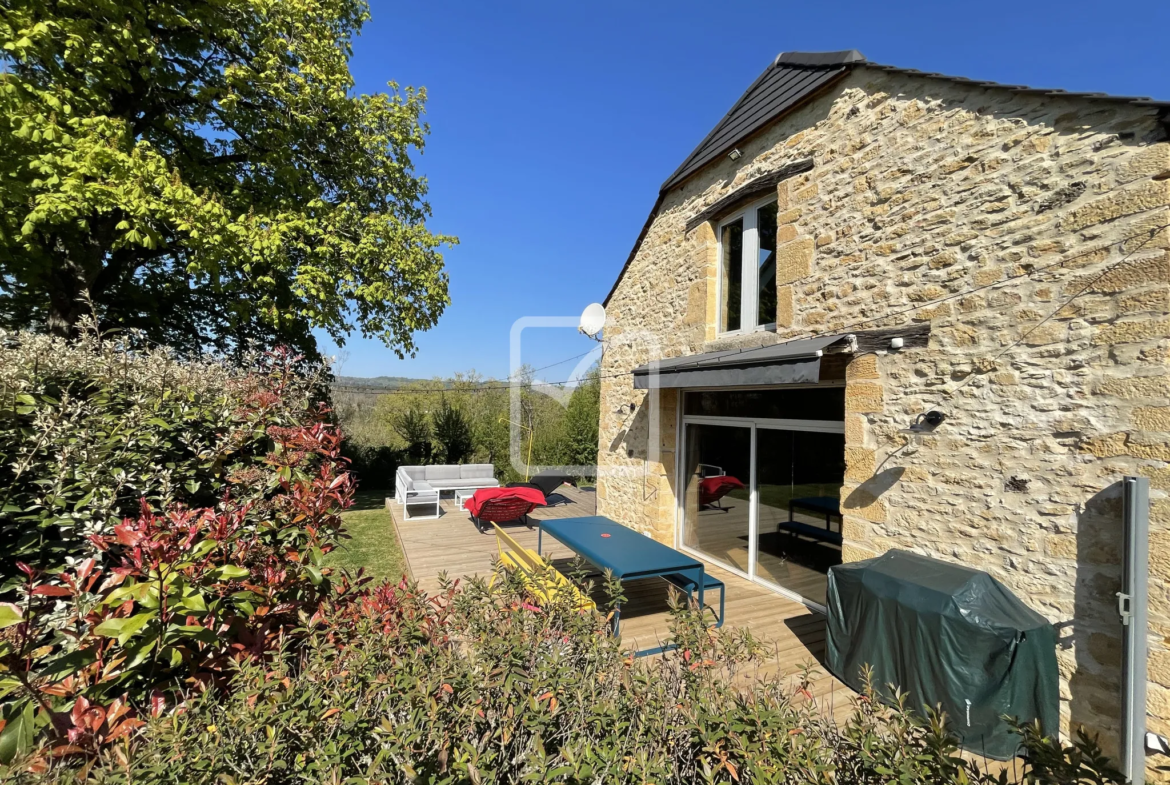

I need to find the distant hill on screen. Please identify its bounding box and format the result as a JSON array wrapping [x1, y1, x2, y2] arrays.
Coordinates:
[[332, 375, 571, 400], [332, 375, 444, 392]]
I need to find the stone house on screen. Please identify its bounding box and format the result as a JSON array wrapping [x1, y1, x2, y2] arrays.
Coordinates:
[[595, 50, 1169, 772]]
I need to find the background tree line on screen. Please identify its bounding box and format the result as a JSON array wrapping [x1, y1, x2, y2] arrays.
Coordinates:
[[334, 367, 600, 487]]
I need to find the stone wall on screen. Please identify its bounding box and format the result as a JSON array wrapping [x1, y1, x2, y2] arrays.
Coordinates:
[[597, 66, 1170, 775]]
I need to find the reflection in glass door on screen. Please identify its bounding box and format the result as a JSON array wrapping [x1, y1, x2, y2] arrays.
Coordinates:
[[679, 388, 846, 609], [753, 429, 845, 607], [681, 424, 752, 573]]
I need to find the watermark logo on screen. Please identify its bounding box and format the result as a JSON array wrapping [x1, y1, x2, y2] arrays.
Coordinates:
[[509, 316, 662, 482]]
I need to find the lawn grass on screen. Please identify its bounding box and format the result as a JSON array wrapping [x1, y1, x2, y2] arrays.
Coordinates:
[[324, 489, 409, 582]]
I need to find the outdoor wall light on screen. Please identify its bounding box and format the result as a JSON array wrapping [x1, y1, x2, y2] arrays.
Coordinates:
[[900, 410, 946, 435], [615, 402, 636, 416], [727, 148, 742, 161]]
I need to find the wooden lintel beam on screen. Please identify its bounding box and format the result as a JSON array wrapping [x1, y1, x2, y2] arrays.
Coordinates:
[[684, 158, 815, 233]]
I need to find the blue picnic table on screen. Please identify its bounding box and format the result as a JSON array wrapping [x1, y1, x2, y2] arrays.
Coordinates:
[[538, 515, 722, 656]]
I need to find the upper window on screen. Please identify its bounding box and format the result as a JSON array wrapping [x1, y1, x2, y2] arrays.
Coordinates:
[[718, 197, 779, 335]]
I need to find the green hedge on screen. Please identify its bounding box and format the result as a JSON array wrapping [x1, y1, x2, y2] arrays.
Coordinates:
[[0, 330, 355, 764], [340, 440, 403, 490], [11, 571, 1123, 784], [0, 328, 326, 582]]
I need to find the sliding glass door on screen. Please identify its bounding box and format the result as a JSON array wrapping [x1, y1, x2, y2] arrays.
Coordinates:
[[678, 388, 845, 610], [681, 423, 752, 573], [754, 428, 844, 607]]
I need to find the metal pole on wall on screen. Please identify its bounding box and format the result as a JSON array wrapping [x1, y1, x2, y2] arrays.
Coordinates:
[[1120, 476, 1150, 784]]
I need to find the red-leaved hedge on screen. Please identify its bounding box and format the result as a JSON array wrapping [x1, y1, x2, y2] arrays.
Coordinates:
[[0, 343, 356, 765]]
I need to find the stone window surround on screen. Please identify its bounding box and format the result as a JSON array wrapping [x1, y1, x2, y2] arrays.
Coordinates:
[[715, 192, 779, 338], [685, 158, 816, 341]]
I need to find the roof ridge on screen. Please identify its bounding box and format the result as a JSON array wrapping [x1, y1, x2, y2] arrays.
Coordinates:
[[774, 50, 867, 68], [862, 61, 1167, 107]]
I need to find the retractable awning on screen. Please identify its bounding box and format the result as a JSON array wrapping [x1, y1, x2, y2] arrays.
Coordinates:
[[631, 334, 852, 390]]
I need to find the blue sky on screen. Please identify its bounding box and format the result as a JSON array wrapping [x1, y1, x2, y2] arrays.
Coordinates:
[[322, 0, 1170, 382]]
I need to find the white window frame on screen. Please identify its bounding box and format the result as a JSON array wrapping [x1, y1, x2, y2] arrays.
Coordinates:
[[715, 194, 779, 336]]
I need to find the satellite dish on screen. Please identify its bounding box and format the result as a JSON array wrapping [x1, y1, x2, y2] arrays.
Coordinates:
[[579, 303, 606, 338]]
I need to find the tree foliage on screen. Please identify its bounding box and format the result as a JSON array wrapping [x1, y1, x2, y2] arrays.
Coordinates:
[[392, 405, 431, 464], [0, 0, 454, 357], [560, 369, 600, 474], [362, 367, 598, 481], [431, 397, 473, 465]]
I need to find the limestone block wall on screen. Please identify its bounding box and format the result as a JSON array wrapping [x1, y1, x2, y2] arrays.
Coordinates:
[[598, 66, 1169, 773]]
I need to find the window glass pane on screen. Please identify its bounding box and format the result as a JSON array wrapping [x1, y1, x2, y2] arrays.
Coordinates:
[[720, 220, 743, 332], [682, 424, 752, 572], [756, 202, 778, 326], [753, 429, 844, 606], [683, 388, 845, 421]]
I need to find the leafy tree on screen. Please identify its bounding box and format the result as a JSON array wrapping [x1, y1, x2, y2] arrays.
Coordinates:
[[431, 397, 473, 465], [468, 387, 512, 474], [0, 0, 454, 358], [370, 378, 448, 450], [392, 405, 431, 464], [561, 368, 600, 473], [358, 367, 589, 480]]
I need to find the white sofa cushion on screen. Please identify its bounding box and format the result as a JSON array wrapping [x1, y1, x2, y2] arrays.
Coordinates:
[[425, 465, 461, 481], [425, 478, 468, 489], [468, 478, 500, 489], [422, 478, 499, 491], [431, 476, 496, 486], [461, 464, 494, 479], [399, 465, 498, 494]]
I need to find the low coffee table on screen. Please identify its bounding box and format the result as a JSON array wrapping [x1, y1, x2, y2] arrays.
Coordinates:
[[455, 489, 476, 510]]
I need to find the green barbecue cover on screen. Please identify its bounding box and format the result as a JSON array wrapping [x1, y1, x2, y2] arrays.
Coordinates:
[[826, 550, 1059, 760]]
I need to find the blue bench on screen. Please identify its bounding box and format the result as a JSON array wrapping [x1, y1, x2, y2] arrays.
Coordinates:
[[663, 571, 725, 628]]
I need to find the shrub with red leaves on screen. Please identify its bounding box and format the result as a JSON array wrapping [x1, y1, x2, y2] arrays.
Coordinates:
[[0, 347, 356, 765]]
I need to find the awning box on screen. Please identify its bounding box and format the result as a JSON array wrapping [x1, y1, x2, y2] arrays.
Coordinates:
[[632, 334, 852, 390]]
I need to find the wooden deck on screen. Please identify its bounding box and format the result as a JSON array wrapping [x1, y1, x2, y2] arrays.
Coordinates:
[[385, 484, 1017, 777], [386, 485, 852, 713]]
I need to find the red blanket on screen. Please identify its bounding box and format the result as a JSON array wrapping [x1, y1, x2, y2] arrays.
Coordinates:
[[698, 475, 744, 506], [465, 486, 547, 521]]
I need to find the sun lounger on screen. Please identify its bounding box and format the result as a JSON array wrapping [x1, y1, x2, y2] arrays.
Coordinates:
[[466, 487, 547, 533]]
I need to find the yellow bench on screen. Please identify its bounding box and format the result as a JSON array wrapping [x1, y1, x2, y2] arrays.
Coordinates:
[[492, 524, 596, 612]]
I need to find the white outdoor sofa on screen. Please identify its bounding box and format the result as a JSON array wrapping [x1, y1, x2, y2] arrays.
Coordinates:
[[395, 464, 499, 520]]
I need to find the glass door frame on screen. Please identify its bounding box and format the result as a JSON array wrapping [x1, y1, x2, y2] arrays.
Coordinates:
[[674, 389, 845, 614]]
